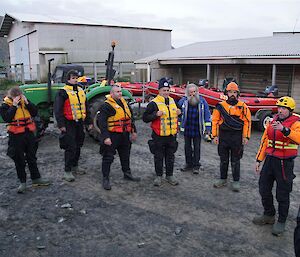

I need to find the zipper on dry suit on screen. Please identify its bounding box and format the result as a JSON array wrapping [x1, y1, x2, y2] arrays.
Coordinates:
[[281, 160, 287, 181]]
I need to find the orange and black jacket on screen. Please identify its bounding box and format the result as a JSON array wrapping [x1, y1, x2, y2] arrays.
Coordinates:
[[54, 83, 91, 128], [0, 98, 37, 134], [256, 114, 300, 162], [212, 100, 251, 139]]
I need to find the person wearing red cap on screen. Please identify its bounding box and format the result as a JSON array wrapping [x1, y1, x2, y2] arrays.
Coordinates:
[[212, 82, 251, 192]]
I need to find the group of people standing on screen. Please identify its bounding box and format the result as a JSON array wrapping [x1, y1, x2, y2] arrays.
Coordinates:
[[1, 71, 300, 243]]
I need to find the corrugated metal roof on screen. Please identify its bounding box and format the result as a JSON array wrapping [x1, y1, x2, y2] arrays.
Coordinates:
[[0, 12, 171, 37], [135, 33, 300, 63]]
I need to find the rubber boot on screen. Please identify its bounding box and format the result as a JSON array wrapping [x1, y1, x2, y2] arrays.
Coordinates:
[[213, 179, 227, 188], [252, 214, 275, 225], [17, 183, 26, 194], [231, 181, 240, 192], [72, 166, 86, 175], [180, 165, 193, 172], [123, 171, 141, 182], [166, 175, 179, 186], [103, 177, 111, 190], [32, 178, 51, 187], [272, 222, 286, 236], [63, 172, 75, 182], [153, 176, 163, 187]]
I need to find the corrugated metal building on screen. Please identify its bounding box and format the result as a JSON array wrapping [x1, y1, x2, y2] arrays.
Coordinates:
[[0, 12, 172, 81], [135, 32, 300, 112]]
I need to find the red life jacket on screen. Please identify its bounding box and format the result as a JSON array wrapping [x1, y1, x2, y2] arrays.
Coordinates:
[[266, 114, 300, 159]]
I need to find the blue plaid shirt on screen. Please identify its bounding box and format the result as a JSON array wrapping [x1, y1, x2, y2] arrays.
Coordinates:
[[184, 104, 200, 137]]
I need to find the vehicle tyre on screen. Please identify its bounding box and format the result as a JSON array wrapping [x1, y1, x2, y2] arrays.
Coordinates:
[[88, 95, 106, 141], [33, 115, 48, 140], [258, 112, 273, 131]]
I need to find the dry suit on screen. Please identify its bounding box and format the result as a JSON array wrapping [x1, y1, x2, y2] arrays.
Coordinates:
[[54, 83, 91, 172], [212, 98, 251, 181], [142, 95, 179, 176], [256, 114, 300, 223], [0, 97, 40, 183], [97, 95, 136, 179]]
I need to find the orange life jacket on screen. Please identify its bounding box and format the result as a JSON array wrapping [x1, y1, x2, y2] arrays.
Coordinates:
[[4, 97, 36, 134], [105, 95, 132, 133]]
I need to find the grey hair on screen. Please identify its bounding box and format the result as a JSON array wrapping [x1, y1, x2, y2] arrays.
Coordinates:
[[185, 83, 199, 97], [110, 84, 122, 93]]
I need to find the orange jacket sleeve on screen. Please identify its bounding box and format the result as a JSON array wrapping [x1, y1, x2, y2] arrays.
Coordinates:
[[241, 104, 251, 139], [286, 121, 300, 144], [256, 125, 269, 162], [212, 108, 221, 138]]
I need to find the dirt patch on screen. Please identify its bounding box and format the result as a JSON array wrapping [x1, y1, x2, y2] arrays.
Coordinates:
[[0, 120, 299, 257]]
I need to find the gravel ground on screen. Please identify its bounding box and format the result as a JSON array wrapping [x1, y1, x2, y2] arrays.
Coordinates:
[[0, 119, 299, 257]]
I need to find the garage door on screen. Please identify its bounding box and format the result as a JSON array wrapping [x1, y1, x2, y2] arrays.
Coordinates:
[[239, 64, 292, 96], [182, 65, 207, 85]]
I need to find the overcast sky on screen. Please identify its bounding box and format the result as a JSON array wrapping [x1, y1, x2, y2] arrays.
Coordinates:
[[1, 0, 300, 48]]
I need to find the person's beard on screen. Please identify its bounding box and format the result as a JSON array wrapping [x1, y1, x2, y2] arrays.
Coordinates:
[[226, 95, 238, 105], [188, 95, 200, 106]]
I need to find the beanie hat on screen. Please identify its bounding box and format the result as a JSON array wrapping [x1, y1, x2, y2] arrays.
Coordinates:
[[158, 77, 170, 89]]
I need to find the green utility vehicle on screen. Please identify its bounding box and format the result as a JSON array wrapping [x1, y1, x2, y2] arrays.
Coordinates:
[[1, 42, 134, 139]]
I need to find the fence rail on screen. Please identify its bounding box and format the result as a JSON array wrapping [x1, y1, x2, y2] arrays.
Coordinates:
[[8, 62, 145, 84]]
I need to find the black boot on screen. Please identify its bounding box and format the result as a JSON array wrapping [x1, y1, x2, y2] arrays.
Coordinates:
[[102, 177, 111, 190], [123, 171, 141, 182]]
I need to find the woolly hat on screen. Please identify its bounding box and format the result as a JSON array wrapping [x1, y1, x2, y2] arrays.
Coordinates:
[[158, 77, 170, 89]]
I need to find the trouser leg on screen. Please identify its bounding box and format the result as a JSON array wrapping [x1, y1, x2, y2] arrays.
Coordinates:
[[193, 136, 201, 168], [117, 134, 131, 173], [218, 143, 229, 179], [275, 159, 294, 223], [153, 136, 164, 176], [259, 157, 276, 217], [165, 137, 178, 176], [101, 145, 115, 178], [230, 144, 243, 181], [64, 123, 77, 172], [7, 134, 27, 183], [184, 136, 193, 167], [24, 132, 41, 180], [73, 123, 85, 167]]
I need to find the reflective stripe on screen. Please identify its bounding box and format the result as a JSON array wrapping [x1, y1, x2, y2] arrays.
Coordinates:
[[267, 140, 298, 149]]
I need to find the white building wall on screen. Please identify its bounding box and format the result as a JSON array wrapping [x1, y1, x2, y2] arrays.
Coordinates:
[[28, 31, 39, 80], [36, 23, 171, 63], [7, 21, 36, 42]]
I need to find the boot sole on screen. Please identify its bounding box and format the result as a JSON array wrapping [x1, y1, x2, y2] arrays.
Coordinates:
[[32, 183, 51, 187], [272, 231, 284, 237], [62, 178, 75, 182], [166, 181, 179, 186], [213, 183, 227, 188], [74, 172, 86, 175], [252, 220, 275, 225]]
